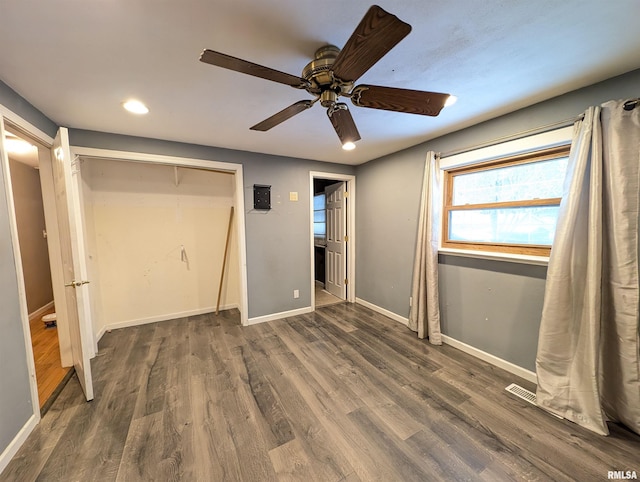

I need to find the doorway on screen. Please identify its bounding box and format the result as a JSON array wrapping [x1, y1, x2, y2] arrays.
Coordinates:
[[310, 172, 356, 309], [70, 145, 250, 328], [2, 125, 71, 411]]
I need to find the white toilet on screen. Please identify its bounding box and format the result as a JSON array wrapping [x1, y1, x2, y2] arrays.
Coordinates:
[[42, 313, 57, 328]]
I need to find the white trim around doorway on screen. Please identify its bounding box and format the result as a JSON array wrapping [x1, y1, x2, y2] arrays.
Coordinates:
[[309, 171, 356, 310]]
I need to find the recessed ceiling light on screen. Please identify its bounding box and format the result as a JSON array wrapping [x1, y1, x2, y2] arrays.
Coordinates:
[[342, 141, 356, 151], [445, 95, 458, 107], [123, 99, 149, 115]]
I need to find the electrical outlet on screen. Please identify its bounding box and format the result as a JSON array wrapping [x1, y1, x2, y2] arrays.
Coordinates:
[[293, 289, 300, 299]]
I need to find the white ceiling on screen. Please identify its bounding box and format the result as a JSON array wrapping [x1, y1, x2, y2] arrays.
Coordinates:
[[1, 1, 639, 165]]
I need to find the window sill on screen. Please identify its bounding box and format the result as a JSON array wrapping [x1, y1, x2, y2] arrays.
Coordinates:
[[438, 247, 549, 266]]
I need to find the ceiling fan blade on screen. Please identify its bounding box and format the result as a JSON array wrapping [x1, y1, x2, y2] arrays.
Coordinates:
[[327, 104, 361, 145], [200, 49, 310, 89], [350, 84, 450, 116], [250, 100, 314, 131], [331, 5, 411, 83]]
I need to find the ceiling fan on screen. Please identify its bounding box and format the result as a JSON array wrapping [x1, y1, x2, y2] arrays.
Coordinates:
[[199, 5, 452, 149]]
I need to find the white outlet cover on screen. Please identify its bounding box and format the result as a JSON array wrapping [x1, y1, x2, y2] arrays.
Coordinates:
[[289, 192, 298, 201]]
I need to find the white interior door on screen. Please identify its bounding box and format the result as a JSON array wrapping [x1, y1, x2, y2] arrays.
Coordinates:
[[51, 128, 94, 401], [325, 182, 346, 299]]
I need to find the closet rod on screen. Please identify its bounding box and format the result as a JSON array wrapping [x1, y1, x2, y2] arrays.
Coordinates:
[[439, 114, 583, 159]]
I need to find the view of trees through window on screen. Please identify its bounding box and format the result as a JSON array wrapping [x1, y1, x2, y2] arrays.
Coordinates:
[[443, 145, 570, 255], [453, 157, 568, 205], [449, 206, 561, 245]]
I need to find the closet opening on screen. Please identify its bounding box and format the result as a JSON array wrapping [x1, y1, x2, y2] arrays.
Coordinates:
[[73, 151, 249, 339]]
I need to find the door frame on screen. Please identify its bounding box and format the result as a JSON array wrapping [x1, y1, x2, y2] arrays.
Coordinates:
[[0, 106, 56, 424], [309, 171, 356, 309], [70, 146, 250, 327]]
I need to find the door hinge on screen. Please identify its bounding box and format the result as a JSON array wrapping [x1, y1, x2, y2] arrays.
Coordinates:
[[344, 235, 349, 242], [345, 278, 349, 285], [344, 191, 349, 198]]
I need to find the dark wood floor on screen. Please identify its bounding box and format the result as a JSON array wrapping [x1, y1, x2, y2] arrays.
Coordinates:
[[3, 303, 639, 481]]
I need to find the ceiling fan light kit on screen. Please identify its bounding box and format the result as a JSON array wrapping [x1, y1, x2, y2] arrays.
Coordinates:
[[199, 5, 452, 148]]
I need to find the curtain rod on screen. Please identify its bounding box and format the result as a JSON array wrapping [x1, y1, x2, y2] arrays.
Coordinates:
[[438, 114, 583, 159], [440, 97, 638, 159]]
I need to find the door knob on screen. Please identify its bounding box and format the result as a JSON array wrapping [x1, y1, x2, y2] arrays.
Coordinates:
[[64, 280, 90, 287]]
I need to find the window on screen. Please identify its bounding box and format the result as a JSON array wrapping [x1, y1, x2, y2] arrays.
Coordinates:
[[442, 145, 570, 256], [313, 193, 326, 244]]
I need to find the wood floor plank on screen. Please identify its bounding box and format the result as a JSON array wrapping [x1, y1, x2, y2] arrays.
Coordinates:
[[251, 324, 400, 481], [268, 438, 316, 482], [51, 326, 157, 481], [268, 348, 400, 481], [242, 329, 354, 481], [29, 309, 71, 409], [206, 323, 279, 481], [115, 412, 164, 482], [3, 305, 640, 482], [404, 427, 490, 480], [275, 322, 363, 415], [239, 344, 295, 448], [189, 374, 237, 482], [189, 315, 247, 482], [209, 371, 279, 482], [347, 407, 442, 482], [0, 376, 84, 482]]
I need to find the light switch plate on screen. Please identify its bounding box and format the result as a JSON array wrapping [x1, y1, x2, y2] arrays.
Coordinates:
[[289, 191, 298, 201]]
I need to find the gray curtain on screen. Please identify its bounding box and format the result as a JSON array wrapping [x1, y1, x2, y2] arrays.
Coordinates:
[[409, 151, 442, 343], [535, 99, 640, 436]]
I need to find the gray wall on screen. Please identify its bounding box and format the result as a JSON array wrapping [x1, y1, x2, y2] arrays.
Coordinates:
[[68, 130, 355, 318], [355, 143, 425, 315], [0, 67, 638, 461], [438, 256, 547, 370], [0, 161, 34, 455], [0, 81, 44, 458], [355, 67, 640, 372], [0, 80, 57, 139]]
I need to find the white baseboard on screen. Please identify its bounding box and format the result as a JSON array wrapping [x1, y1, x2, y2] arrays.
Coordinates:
[[28, 300, 55, 322], [103, 304, 239, 332], [351, 298, 536, 385], [355, 298, 409, 326], [441, 335, 537, 384], [95, 325, 107, 344], [246, 306, 314, 326], [0, 413, 38, 475]]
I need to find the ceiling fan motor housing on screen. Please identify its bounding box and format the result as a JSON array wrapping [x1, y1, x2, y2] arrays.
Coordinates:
[[302, 45, 353, 99]]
